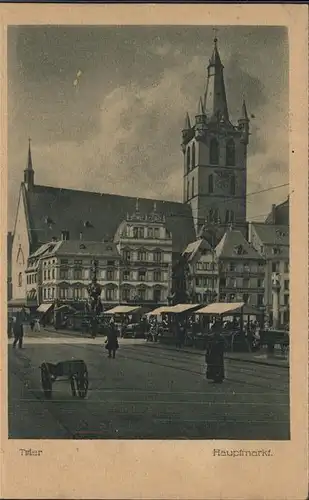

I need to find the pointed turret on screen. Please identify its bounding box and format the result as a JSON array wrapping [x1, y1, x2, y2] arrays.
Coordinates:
[[181, 111, 194, 153], [203, 37, 229, 123], [23, 138, 34, 190], [195, 97, 207, 141], [238, 99, 250, 145]]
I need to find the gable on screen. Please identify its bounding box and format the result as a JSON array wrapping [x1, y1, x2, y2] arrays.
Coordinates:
[[25, 185, 195, 253]]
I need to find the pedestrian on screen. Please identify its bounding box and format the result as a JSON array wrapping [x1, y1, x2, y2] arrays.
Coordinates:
[[205, 329, 225, 384], [34, 318, 41, 332], [105, 319, 119, 358], [30, 319, 35, 331], [13, 317, 24, 349]]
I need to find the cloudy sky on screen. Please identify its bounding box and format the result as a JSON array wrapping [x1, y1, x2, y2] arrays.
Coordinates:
[[8, 25, 288, 229]]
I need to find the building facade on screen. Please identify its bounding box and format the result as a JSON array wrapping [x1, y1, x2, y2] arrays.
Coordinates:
[[249, 222, 289, 326], [114, 202, 173, 306], [182, 238, 219, 303], [27, 238, 121, 307]]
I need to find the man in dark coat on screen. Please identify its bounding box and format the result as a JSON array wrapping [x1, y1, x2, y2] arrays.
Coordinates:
[[106, 320, 119, 358], [205, 329, 225, 383], [13, 318, 24, 349]]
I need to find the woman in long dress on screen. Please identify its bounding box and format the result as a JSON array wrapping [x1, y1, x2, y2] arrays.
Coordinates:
[[106, 320, 119, 358], [205, 328, 225, 383]]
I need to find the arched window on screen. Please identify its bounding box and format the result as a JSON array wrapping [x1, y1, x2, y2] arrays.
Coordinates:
[[18, 272, 22, 287], [186, 146, 191, 172], [192, 177, 195, 198], [208, 174, 214, 194], [230, 175, 236, 195], [187, 179, 190, 200], [191, 142, 196, 169], [210, 138, 219, 165], [226, 139, 235, 166]]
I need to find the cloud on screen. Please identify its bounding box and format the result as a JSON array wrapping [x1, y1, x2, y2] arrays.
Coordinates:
[[8, 29, 288, 229]]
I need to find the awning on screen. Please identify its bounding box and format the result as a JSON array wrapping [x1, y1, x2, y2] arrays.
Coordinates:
[[103, 305, 141, 315], [54, 305, 76, 313], [146, 306, 175, 316], [8, 299, 27, 307], [37, 303, 54, 313], [169, 303, 201, 314], [195, 302, 246, 315]]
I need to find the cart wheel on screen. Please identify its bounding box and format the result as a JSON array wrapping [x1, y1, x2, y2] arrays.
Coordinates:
[[41, 362, 52, 399], [77, 365, 88, 399]]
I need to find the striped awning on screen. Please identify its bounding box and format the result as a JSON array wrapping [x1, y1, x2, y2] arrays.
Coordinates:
[[37, 303, 54, 313], [103, 305, 141, 315], [169, 303, 201, 314], [146, 306, 175, 316], [195, 302, 245, 315]]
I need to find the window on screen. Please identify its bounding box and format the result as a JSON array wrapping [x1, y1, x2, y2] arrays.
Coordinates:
[[191, 142, 196, 168], [52, 269, 55, 279], [225, 210, 235, 223], [133, 227, 138, 239], [191, 177, 195, 198], [43, 288, 47, 299], [43, 270, 47, 280], [284, 262, 289, 273], [284, 294, 289, 306], [230, 278, 237, 288], [243, 278, 250, 288], [154, 270, 161, 282], [272, 262, 279, 273], [60, 268, 68, 280], [226, 139, 235, 166], [243, 293, 249, 303], [229, 262, 235, 271], [273, 247, 281, 255], [107, 260, 115, 266], [219, 277, 226, 287], [153, 288, 161, 302], [257, 294, 264, 306], [73, 287, 82, 299], [154, 228, 160, 239], [284, 280, 289, 290], [106, 288, 114, 301], [186, 146, 190, 172], [137, 288, 146, 301], [210, 138, 219, 165], [60, 259, 68, 265], [154, 251, 162, 263], [230, 175, 236, 195], [47, 269, 51, 280], [74, 269, 82, 280], [123, 250, 131, 261], [18, 272, 23, 287], [51, 288, 55, 298], [257, 279, 264, 288], [208, 174, 214, 194], [138, 270, 146, 282], [138, 250, 147, 262], [122, 288, 131, 301], [107, 269, 114, 280], [148, 227, 154, 239], [123, 270, 130, 281], [48, 288, 51, 299], [260, 246, 264, 254], [187, 179, 190, 200], [59, 287, 68, 299], [74, 260, 82, 266]]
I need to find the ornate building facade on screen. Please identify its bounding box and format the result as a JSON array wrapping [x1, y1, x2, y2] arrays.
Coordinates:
[[114, 201, 173, 306]]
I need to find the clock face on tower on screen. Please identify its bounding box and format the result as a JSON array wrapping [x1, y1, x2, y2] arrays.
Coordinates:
[[215, 170, 232, 190]]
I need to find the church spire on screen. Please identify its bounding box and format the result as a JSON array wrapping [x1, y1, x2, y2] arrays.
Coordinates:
[[24, 138, 34, 190], [240, 99, 249, 121], [238, 99, 250, 145], [183, 112, 191, 131], [204, 37, 229, 123]]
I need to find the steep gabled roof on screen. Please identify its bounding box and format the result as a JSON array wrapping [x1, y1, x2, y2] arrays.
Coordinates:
[[40, 240, 120, 258], [251, 223, 289, 246], [23, 183, 195, 254], [215, 229, 263, 260], [265, 198, 289, 225], [182, 238, 212, 261]]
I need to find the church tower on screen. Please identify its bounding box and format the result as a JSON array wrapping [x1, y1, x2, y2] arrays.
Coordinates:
[[24, 138, 34, 190], [181, 37, 249, 241]]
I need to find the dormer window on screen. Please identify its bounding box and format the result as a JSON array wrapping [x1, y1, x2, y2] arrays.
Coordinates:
[[234, 244, 247, 256]]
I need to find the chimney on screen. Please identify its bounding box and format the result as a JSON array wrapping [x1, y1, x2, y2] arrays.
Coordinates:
[[61, 230, 70, 241]]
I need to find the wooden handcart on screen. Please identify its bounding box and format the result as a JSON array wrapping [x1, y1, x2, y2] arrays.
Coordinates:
[[40, 359, 89, 399]]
